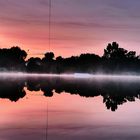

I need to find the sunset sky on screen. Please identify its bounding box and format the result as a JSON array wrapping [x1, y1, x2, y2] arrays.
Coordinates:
[[0, 0, 140, 58]]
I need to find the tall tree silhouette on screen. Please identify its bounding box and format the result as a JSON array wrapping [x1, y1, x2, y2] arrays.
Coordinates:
[[0, 46, 27, 71], [42, 52, 56, 73], [0, 42, 139, 73]]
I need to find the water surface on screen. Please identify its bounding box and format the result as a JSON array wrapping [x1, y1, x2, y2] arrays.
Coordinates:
[[0, 75, 140, 140]]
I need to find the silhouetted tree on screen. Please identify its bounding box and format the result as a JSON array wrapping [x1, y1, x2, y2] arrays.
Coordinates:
[[0, 42, 139, 73], [43, 52, 54, 61], [0, 46, 27, 71], [42, 52, 56, 73], [26, 57, 42, 72]]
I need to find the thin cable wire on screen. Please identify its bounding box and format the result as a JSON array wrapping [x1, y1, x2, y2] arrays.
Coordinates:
[[48, 0, 52, 51], [46, 97, 49, 140]]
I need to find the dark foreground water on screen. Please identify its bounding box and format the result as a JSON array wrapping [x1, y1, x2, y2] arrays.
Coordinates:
[[0, 75, 140, 140]]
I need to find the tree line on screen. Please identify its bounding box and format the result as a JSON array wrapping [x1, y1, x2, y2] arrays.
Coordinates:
[[0, 42, 140, 73]]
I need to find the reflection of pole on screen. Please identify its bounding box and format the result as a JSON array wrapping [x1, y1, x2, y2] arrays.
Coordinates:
[[46, 98, 49, 140], [48, 0, 52, 51]]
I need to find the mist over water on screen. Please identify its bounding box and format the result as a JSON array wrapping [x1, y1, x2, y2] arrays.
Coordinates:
[[0, 72, 140, 80], [0, 72, 140, 111], [0, 72, 140, 140], [0, 0, 139, 138]]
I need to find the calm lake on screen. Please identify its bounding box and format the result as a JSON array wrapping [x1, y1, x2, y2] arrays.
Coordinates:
[[0, 74, 140, 140]]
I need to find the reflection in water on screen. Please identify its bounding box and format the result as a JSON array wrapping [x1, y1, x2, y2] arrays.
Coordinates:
[[0, 78, 25, 101], [1, 76, 140, 140], [0, 76, 140, 111]]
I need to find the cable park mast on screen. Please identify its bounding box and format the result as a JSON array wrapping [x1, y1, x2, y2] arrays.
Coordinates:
[[48, 0, 52, 51], [46, 1, 52, 140]]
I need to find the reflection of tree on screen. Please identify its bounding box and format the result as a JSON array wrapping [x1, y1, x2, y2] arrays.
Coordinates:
[[25, 78, 140, 111], [1, 77, 140, 111], [0, 79, 26, 101]]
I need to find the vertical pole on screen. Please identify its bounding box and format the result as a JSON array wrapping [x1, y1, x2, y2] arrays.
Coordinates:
[[46, 98, 49, 140], [48, 0, 52, 51]]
